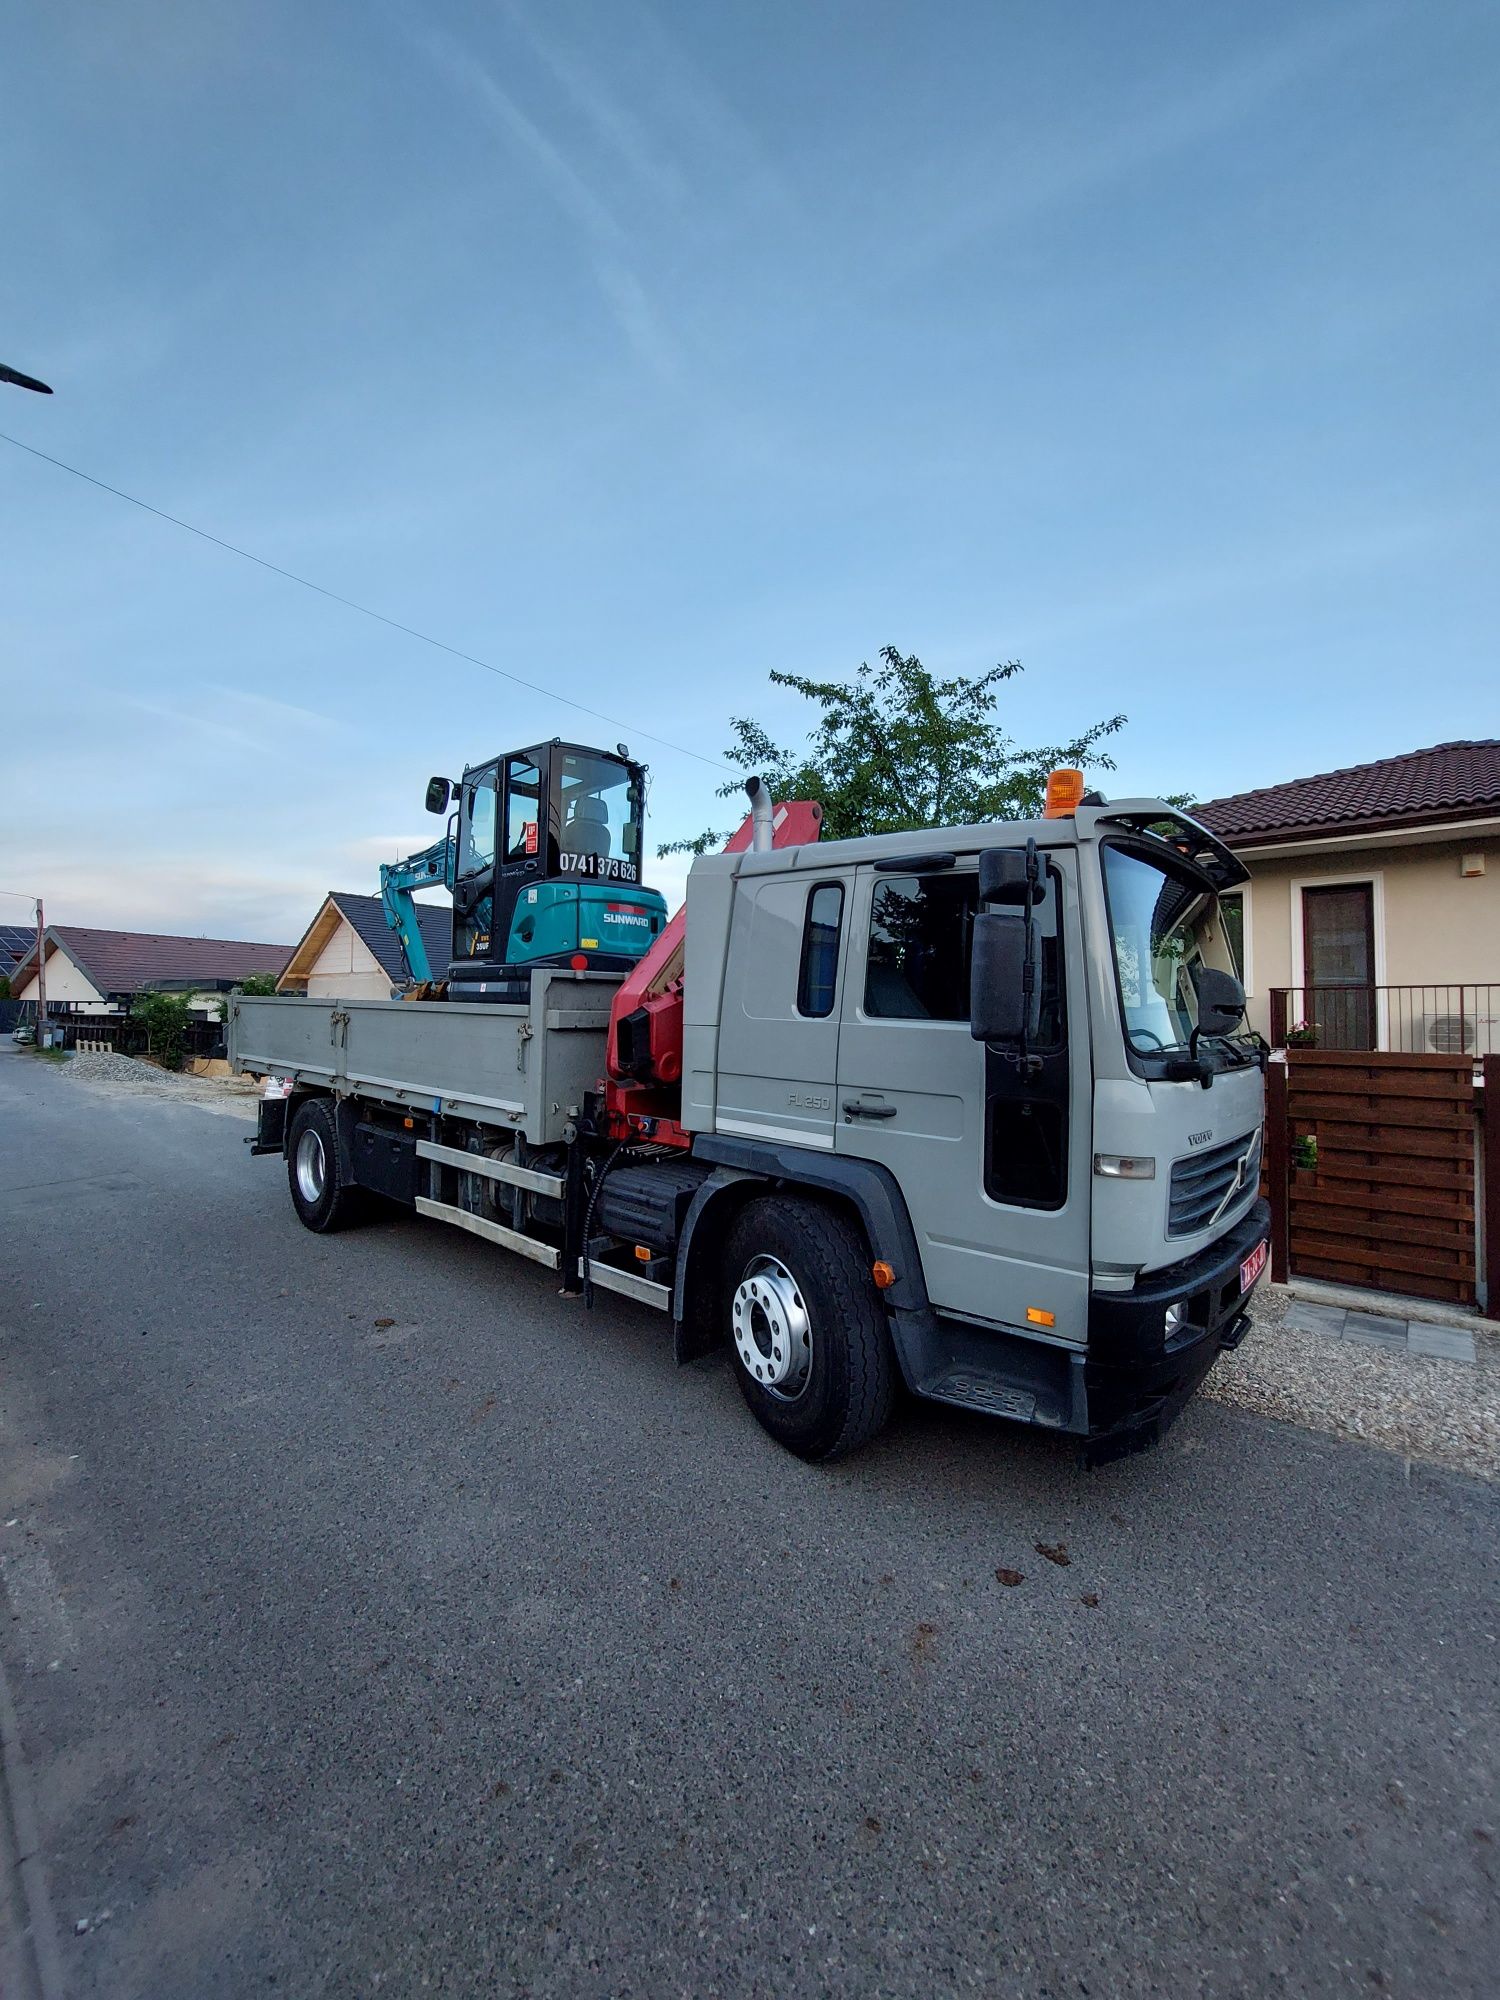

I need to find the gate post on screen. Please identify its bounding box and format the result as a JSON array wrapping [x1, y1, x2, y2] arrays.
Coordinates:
[[1266, 1054, 1290, 1284], [1483, 1057, 1498, 1318]]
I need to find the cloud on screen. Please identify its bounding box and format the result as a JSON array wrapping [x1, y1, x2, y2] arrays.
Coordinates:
[[903, 5, 1396, 271]]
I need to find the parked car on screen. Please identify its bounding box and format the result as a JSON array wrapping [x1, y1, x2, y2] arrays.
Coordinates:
[[12, 1023, 35, 1044]]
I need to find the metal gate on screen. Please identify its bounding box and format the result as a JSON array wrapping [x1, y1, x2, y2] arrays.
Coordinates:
[[1267, 1052, 1479, 1307]]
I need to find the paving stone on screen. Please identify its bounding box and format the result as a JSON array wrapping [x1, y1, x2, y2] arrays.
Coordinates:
[[1406, 1324, 1477, 1363], [1283, 1303, 1349, 1339], [1342, 1312, 1409, 1349]]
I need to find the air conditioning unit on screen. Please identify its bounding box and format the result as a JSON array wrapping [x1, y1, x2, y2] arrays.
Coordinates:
[[1422, 1013, 1476, 1055]]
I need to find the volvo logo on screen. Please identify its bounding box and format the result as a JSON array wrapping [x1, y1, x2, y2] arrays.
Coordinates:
[[1188, 1129, 1213, 1147], [1208, 1141, 1257, 1227]]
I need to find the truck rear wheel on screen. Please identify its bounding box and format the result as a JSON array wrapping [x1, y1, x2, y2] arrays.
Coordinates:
[[286, 1098, 367, 1233], [721, 1196, 896, 1461]]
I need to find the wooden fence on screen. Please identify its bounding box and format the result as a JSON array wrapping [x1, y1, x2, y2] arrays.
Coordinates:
[[1267, 1051, 1495, 1310]]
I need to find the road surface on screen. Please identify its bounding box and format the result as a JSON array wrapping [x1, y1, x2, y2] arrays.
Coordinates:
[[1, 1043, 1495, 1997]]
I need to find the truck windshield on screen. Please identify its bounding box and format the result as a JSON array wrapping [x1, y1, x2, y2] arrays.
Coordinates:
[[1101, 844, 1243, 1057], [555, 752, 642, 883]]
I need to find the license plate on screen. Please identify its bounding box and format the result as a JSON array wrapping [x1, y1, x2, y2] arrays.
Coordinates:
[[1240, 1240, 1268, 1293]]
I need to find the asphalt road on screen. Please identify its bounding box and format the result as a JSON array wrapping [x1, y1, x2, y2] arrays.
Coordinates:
[[0, 1043, 1495, 1999]]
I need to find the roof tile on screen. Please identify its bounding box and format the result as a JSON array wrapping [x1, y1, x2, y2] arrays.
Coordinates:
[[1195, 740, 1500, 844]]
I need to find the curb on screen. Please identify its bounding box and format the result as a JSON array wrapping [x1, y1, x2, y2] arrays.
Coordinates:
[[0, 1651, 64, 2000]]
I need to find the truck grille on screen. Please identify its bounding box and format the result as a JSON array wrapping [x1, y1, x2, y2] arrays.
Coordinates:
[[1168, 1128, 1261, 1237]]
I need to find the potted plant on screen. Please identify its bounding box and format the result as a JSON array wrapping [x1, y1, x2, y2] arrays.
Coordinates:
[[1285, 1020, 1319, 1049]]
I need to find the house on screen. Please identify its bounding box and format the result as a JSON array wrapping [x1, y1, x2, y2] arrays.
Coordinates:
[[277, 891, 450, 1000], [1195, 740, 1500, 1055], [8, 926, 295, 1021]]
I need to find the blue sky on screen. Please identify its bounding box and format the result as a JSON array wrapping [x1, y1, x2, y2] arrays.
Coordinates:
[[2, 0, 1497, 942]]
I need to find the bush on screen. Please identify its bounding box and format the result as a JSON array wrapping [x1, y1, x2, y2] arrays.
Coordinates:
[[236, 972, 279, 996], [130, 990, 198, 1070]]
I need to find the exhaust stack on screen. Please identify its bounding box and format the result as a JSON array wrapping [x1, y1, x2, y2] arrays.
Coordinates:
[[745, 776, 774, 852]]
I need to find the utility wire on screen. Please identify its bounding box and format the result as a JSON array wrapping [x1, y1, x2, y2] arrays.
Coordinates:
[[0, 429, 731, 775]]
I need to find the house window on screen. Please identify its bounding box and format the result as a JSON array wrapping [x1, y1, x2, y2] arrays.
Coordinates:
[[796, 883, 844, 1018], [1219, 892, 1246, 984]]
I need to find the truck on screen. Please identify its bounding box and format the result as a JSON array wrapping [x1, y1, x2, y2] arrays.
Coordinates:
[[230, 744, 1269, 1465]]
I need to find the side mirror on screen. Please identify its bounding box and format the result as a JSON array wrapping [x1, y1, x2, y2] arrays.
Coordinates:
[[1196, 966, 1246, 1039], [970, 911, 1029, 1042], [425, 776, 451, 815], [978, 848, 1044, 905]]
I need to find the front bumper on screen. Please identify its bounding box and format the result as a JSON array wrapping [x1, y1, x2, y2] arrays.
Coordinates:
[[1082, 1198, 1269, 1462]]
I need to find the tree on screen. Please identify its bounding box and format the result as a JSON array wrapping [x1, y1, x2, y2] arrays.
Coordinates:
[[130, 990, 199, 1071], [236, 972, 279, 996], [660, 647, 1126, 854]]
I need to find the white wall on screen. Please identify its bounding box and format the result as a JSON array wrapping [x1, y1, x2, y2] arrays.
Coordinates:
[[12, 950, 107, 1009], [304, 921, 394, 1000]]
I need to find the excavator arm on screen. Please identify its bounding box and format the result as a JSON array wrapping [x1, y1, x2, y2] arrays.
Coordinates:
[[380, 832, 455, 985]]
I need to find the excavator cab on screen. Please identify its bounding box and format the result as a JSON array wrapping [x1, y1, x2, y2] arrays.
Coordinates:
[[430, 740, 668, 1000]]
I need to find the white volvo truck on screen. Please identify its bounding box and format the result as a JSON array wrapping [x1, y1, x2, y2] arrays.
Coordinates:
[[230, 769, 1268, 1464]]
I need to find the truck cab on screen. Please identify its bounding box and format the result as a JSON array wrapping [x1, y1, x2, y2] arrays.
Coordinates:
[[680, 798, 1266, 1456]]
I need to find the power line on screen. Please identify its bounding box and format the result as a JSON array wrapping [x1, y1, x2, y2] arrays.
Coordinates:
[[0, 429, 731, 775]]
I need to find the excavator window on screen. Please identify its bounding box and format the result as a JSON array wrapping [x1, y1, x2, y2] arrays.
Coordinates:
[[505, 756, 541, 863]]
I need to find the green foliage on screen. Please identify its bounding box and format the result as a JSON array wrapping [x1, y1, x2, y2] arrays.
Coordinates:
[[0, 974, 10, 1000], [236, 971, 280, 996], [130, 990, 199, 1071], [660, 646, 1127, 854]]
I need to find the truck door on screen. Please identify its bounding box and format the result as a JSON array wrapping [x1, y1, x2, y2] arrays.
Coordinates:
[[834, 858, 1091, 1341], [713, 870, 850, 1153]]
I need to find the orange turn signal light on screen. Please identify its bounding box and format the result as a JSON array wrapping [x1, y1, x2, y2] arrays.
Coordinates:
[[1026, 1306, 1056, 1327], [634, 1244, 652, 1263], [1043, 767, 1085, 819], [871, 1260, 897, 1290]]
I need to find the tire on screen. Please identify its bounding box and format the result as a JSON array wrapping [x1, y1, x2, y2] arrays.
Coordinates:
[[286, 1097, 368, 1233], [721, 1196, 897, 1461]]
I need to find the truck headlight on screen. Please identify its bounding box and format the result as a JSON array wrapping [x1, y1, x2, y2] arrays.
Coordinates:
[[1164, 1300, 1189, 1338], [1094, 1154, 1156, 1179]]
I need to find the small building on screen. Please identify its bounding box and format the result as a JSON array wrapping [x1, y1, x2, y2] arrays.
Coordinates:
[[8, 927, 295, 1022], [277, 891, 450, 1001], [1195, 740, 1500, 1054]]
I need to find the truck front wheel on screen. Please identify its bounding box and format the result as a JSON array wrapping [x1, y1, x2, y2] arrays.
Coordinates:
[[721, 1196, 896, 1461], [286, 1098, 367, 1233]]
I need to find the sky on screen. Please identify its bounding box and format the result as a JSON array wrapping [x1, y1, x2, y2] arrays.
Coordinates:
[[2, 0, 1497, 944]]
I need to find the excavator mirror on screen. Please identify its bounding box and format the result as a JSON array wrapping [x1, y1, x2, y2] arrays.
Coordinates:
[[425, 776, 451, 815]]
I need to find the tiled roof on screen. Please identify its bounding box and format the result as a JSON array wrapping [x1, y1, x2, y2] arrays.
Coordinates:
[[14, 926, 294, 996], [329, 892, 450, 981], [1195, 741, 1500, 846]]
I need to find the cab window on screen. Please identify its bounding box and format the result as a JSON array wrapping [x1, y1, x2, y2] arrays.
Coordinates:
[[797, 883, 844, 1018], [459, 769, 497, 876], [505, 757, 541, 864]]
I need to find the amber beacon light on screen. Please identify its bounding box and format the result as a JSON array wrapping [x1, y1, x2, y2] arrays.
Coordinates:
[[1043, 767, 1086, 818]]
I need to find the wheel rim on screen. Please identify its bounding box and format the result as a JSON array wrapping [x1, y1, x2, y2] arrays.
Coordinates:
[[732, 1254, 812, 1401], [295, 1127, 327, 1204]]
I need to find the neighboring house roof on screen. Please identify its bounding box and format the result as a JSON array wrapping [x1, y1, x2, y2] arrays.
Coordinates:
[[331, 891, 449, 982], [10, 926, 294, 997], [279, 892, 449, 990], [1196, 740, 1500, 847], [0, 924, 34, 974]]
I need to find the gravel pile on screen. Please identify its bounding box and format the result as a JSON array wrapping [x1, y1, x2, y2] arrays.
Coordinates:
[[1205, 1283, 1500, 1482], [56, 1049, 259, 1119]]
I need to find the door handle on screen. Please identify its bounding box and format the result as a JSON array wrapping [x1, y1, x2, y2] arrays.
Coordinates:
[[843, 1099, 897, 1120]]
